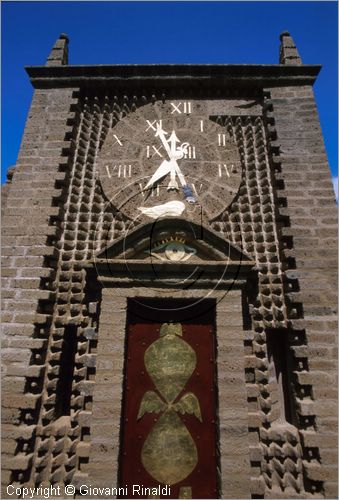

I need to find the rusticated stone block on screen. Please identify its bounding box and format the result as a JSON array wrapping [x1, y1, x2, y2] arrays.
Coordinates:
[[2, 453, 33, 470]]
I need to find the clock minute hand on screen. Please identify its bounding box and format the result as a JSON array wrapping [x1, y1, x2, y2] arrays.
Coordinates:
[[171, 158, 196, 203], [171, 159, 187, 187], [154, 124, 171, 158]]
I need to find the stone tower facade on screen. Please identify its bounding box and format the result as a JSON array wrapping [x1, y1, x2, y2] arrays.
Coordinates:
[[1, 33, 337, 499]]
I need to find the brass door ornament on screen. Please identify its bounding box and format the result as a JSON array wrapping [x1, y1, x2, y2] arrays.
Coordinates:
[[137, 323, 202, 485]]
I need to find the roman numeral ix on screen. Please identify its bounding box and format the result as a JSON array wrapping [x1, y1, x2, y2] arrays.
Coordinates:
[[146, 145, 164, 158]]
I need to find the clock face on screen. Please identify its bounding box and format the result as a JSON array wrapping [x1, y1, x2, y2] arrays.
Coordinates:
[[97, 100, 242, 221]]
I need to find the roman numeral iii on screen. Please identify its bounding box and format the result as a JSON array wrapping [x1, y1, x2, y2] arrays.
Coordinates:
[[182, 146, 196, 159]]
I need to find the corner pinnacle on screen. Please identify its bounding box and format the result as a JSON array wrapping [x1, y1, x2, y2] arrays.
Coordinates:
[[279, 31, 302, 65], [46, 33, 69, 66]]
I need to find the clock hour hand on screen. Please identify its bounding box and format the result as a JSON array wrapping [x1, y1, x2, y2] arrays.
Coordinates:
[[144, 159, 172, 190]]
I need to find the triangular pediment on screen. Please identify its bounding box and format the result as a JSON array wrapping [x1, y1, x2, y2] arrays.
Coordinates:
[[94, 218, 253, 266]]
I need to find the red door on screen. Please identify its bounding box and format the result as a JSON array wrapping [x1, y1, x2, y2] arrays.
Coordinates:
[[119, 300, 218, 499]]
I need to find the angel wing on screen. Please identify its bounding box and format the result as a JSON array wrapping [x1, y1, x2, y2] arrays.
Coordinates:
[[144, 160, 172, 190], [137, 390, 166, 420], [174, 392, 202, 422]]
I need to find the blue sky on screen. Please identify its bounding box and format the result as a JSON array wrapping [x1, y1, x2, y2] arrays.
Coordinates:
[[2, 1, 338, 188]]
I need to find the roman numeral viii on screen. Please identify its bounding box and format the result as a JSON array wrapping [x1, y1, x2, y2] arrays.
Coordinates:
[[105, 164, 132, 179]]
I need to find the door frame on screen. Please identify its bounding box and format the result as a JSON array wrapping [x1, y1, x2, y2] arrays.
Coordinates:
[[87, 285, 252, 499]]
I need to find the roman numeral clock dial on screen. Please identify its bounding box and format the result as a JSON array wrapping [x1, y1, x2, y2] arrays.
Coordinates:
[[97, 101, 242, 221]]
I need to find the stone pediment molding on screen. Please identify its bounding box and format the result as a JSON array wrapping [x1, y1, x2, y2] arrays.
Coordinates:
[[90, 218, 255, 286]]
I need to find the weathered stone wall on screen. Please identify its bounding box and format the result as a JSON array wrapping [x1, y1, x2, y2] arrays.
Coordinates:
[[264, 84, 338, 498], [1, 87, 79, 494]]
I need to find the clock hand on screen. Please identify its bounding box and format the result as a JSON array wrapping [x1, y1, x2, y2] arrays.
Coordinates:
[[171, 158, 196, 204], [154, 124, 172, 158], [167, 164, 179, 191], [153, 124, 195, 202], [144, 159, 172, 190], [154, 125, 182, 191], [168, 130, 180, 158], [155, 124, 188, 162], [171, 159, 187, 187]]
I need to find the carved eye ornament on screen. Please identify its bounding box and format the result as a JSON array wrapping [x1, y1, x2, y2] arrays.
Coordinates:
[[146, 239, 197, 262]]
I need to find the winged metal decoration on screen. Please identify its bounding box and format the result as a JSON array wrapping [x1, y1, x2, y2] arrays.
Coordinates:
[[137, 323, 202, 485], [137, 391, 166, 420]]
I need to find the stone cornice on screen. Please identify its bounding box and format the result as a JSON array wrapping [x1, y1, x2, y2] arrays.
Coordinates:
[[25, 64, 321, 89], [85, 259, 255, 288]]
